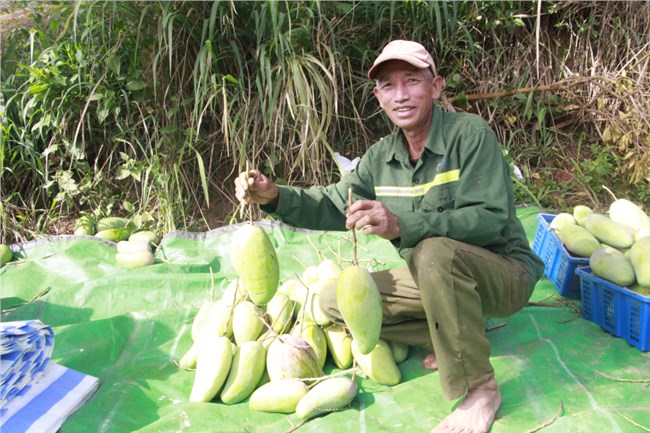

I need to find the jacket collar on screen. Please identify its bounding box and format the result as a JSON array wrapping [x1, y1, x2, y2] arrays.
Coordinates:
[[382, 105, 445, 164]]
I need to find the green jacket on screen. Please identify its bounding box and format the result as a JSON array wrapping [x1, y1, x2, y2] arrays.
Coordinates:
[[263, 106, 544, 283]]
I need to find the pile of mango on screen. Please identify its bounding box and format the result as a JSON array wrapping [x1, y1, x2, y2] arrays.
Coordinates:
[[1, 216, 161, 269], [178, 223, 406, 420], [75, 216, 160, 268], [549, 198, 650, 295]]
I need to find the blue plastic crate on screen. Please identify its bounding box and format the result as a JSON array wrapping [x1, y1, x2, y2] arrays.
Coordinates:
[[577, 267, 650, 352], [532, 213, 590, 297]]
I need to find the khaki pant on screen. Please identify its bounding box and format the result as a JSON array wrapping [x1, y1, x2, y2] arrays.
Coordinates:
[[319, 237, 534, 400]]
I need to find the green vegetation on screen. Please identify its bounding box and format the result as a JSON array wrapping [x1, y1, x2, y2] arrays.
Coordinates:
[[1, 1, 648, 244]]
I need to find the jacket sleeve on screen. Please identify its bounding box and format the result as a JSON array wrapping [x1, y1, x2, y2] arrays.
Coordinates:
[[263, 153, 377, 231]]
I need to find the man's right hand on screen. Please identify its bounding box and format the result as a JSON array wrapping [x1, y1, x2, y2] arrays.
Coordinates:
[[234, 169, 280, 206]]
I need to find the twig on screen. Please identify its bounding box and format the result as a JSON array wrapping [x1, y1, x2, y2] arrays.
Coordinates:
[[527, 293, 581, 323], [209, 266, 216, 301], [0, 287, 51, 313], [284, 419, 309, 433], [246, 161, 253, 224], [595, 370, 650, 384], [348, 188, 358, 265], [448, 76, 595, 103], [303, 368, 361, 388], [486, 322, 507, 332], [290, 254, 308, 271], [601, 185, 618, 202], [524, 400, 563, 433], [6, 253, 55, 266], [611, 408, 650, 432]]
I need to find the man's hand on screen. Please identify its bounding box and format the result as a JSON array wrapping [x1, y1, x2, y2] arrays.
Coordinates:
[[345, 199, 400, 240], [234, 169, 279, 206]]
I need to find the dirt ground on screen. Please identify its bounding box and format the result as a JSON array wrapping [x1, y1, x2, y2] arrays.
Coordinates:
[[0, 6, 35, 41]]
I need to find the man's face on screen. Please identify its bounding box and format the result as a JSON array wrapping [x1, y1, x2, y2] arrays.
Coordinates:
[[372, 60, 443, 134]]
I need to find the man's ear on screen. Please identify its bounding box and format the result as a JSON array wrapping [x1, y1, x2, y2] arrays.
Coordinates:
[[373, 86, 383, 108], [431, 76, 445, 99]]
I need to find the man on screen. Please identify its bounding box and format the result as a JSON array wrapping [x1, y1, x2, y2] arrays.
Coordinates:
[[235, 40, 544, 433]]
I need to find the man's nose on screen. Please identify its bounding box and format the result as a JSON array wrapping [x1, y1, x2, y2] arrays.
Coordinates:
[[394, 83, 409, 101]]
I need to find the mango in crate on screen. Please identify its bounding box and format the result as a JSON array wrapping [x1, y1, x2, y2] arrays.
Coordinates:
[[590, 247, 636, 287], [608, 198, 650, 233], [630, 237, 650, 287], [556, 224, 600, 257], [573, 205, 593, 227], [584, 214, 634, 249]]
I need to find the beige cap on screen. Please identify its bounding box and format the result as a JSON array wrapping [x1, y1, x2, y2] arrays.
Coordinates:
[[368, 40, 436, 80]]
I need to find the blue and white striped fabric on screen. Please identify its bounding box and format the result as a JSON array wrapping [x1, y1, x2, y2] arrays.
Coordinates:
[[0, 320, 100, 433], [0, 363, 99, 433], [1, 320, 54, 407]]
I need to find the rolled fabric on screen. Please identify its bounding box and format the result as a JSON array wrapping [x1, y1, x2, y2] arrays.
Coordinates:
[[0, 320, 54, 407]]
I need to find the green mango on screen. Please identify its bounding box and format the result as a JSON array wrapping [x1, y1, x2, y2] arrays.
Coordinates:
[[323, 323, 352, 369], [292, 321, 328, 369], [232, 301, 264, 345], [266, 334, 323, 382], [220, 341, 267, 405], [266, 292, 294, 334], [295, 377, 357, 420], [388, 340, 409, 364], [608, 198, 650, 233], [584, 214, 634, 249], [96, 216, 136, 232], [95, 228, 132, 242], [351, 339, 401, 386], [189, 335, 233, 402], [336, 265, 382, 354], [128, 230, 160, 245], [590, 247, 636, 287], [115, 250, 155, 268], [549, 212, 576, 231], [0, 244, 13, 266], [573, 205, 593, 227], [249, 379, 308, 413], [629, 237, 650, 287], [229, 224, 279, 307], [556, 224, 600, 258]]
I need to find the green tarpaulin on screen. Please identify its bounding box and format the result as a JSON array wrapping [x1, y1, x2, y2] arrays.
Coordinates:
[[2, 208, 649, 433]]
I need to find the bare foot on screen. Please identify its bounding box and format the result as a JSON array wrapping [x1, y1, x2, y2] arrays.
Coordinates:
[[423, 352, 438, 370], [432, 376, 501, 433]]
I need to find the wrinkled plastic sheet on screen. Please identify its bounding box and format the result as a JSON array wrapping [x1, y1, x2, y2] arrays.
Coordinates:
[[1, 208, 649, 433]]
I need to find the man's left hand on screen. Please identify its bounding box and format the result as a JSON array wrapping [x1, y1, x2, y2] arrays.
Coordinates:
[[345, 199, 400, 240]]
